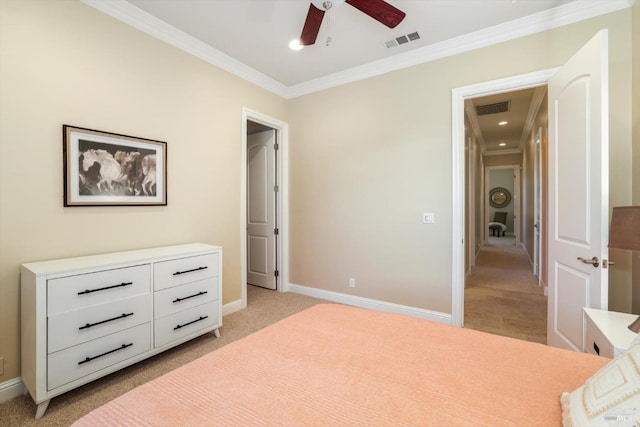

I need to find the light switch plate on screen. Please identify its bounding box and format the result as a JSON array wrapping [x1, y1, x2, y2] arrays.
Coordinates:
[[423, 212, 435, 224]]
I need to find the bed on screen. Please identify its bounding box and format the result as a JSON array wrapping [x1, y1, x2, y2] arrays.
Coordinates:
[[72, 304, 638, 426]]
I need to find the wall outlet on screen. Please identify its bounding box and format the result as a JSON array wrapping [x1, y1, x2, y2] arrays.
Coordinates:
[[349, 278, 356, 288]]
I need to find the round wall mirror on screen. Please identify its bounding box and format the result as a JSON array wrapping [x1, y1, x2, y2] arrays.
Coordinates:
[[489, 187, 511, 208]]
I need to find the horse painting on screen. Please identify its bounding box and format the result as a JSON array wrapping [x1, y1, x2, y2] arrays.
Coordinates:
[[141, 154, 157, 196], [115, 150, 143, 195], [81, 149, 123, 193], [65, 126, 166, 206]]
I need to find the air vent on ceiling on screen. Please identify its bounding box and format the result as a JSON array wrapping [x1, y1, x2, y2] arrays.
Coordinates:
[[475, 100, 511, 116], [385, 31, 420, 48]]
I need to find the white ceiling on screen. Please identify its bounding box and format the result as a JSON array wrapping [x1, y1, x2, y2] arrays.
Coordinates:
[[84, 0, 630, 98]]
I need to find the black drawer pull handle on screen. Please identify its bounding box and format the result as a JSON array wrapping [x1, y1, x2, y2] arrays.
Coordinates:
[[173, 291, 208, 303], [594, 342, 600, 355], [174, 315, 208, 330], [78, 343, 133, 365], [173, 266, 207, 276], [78, 282, 133, 295], [79, 313, 134, 330]]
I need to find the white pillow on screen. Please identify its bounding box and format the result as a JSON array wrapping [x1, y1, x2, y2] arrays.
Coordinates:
[[561, 342, 640, 426]]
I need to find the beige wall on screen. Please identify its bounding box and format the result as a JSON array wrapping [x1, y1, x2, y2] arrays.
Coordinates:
[[0, 0, 287, 383], [288, 9, 633, 314]]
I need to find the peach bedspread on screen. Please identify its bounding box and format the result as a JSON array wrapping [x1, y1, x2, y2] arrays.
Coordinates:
[[73, 304, 607, 426]]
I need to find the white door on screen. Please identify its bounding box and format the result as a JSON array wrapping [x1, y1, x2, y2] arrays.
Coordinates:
[[247, 130, 277, 290], [547, 30, 609, 351]]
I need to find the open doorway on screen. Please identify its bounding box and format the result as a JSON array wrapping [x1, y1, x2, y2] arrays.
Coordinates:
[[461, 85, 548, 343], [246, 122, 278, 291], [241, 108, 290, 310], [453, 32, 612, 351]]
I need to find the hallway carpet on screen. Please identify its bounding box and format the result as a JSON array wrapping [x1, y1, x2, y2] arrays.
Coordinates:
[[464, 243, 547, 344], [466, 243, 544, 295]]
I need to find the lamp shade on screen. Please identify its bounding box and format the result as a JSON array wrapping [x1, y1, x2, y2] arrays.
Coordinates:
[[608, 207, 640, 250]]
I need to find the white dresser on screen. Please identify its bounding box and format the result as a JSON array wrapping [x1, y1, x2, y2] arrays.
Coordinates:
[[21, 243, 222, 419]]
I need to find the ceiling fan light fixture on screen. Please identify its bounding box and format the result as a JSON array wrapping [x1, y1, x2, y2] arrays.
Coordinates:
[[311, 0, 344, 11], [300, 0, 405, 47], [289, 39, 304, 51]]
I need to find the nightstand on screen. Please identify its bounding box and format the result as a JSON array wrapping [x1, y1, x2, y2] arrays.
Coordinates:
[[583, 308, 638, 358]]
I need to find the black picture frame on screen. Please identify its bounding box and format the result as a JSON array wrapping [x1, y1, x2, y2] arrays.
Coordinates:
[[63, 125, 167, 206]]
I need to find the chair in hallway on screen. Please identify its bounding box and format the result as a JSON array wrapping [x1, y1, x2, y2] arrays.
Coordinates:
[[489, 212, 507, 237]]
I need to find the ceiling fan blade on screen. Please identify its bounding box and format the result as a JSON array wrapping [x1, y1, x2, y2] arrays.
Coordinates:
[[300, 3, 325, 46], [345, 0, 406, 28]]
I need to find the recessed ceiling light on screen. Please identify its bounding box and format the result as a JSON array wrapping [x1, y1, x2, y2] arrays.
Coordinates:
[[499, 121, 508, 126], [289, 39, 304, 51], [499, 142, 507, 147]]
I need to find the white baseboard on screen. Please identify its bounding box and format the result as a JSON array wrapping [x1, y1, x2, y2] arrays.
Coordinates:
[[222, 299, 242, 317], [288, 283, 452, 325], [0, 377, 25, 404]]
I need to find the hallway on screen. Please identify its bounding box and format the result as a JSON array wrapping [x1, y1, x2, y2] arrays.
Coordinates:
[[464, 240, 547, 344]]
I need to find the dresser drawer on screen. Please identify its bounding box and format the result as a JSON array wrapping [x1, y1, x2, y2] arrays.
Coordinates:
[[154, 278, 217, 319], [48, 265, 151, 316], [48, 322, 151, 391], [585, 319, 614, 358], [48, 294, 151, 354], [154, 254, 218, 291], [154, 301, 219, 348]]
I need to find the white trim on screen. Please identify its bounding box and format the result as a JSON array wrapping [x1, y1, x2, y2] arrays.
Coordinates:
[[519, 86, 547, 150], [484, 149, 523, 156], [222, 299, 243, 317], [287, 0, 629, 97], [81, 0, 630, 99], [467, 136, 476, 272], [288, 283, 452, 325], [241, 109, 290, 310], [0, 377, 25, 404], [80, 0, 288, 97], [451, 68, 557, 327]]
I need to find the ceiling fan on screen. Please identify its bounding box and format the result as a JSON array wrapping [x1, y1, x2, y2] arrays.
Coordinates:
[[299, 0, 406, 46]]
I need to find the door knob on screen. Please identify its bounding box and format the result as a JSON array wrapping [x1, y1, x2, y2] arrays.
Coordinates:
[[577, 256, 599, 268]]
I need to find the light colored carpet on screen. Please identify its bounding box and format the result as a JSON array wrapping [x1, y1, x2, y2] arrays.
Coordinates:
[[466, 243, 543, 296], [464, 243, 547, 344], [0, 286, 325, 426]]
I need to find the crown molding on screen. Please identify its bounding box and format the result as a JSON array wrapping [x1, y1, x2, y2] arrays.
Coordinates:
[[81, 0, 290, 97], [464, 101, 485, 148], [484, 148, 522, 156], [287, 0, 631, 97], [82, 0, 631, 99], [519, 86, 548, 150]]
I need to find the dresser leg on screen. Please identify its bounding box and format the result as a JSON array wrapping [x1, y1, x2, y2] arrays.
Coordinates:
[[35, 399, 51, 420], [213, 328, 220, 338]]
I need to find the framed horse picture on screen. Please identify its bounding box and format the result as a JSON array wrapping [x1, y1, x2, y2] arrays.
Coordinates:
[[63, 125, 167, 206]]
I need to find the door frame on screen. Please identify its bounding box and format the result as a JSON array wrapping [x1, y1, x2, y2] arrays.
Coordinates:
[[451, 68, 558, 327], [533, 127, 543, 280], [467, 136, 476, 271], [241, 108, 290, 309]]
